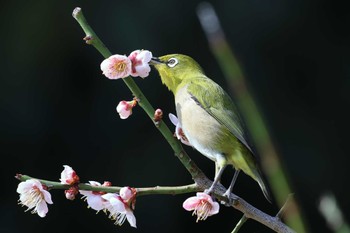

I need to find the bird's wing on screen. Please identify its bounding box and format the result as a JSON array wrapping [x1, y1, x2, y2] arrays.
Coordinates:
[[187, 78, 254, 153]]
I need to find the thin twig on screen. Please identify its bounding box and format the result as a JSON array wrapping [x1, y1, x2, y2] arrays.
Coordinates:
[[16, 174, 200, 196], [276, 194, 294, 220], [232, 215, 248, 233]]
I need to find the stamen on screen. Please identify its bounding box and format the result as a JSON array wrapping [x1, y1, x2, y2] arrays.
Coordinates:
[[194, 201, 212, 222], [115, 62, 126, 72]]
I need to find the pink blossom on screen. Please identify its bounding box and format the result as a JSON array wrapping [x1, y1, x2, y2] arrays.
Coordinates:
[[102, 193, 137, 228], [60, 165, 80, 185], [169, 113, 192, 146], [79, 181, 107, 212], [65, 186, 79, 200], [128, 49, 152, 78], [100, 54, 132, 79], [183, 192, 220, 222], [17, 179, 53, 218], [120, 186, 137, 209], [120, 187, 134, 201], [116, 100, 137, 119]]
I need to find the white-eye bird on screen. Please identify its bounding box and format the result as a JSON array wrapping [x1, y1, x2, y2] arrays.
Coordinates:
[[151, 54, 272, 203]]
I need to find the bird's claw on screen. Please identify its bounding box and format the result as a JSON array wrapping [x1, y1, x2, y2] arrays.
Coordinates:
[[204, 188, 212, 195], [221, 191, 237, 206]]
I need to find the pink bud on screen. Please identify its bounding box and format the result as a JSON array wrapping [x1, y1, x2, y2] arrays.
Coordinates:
[[116, 100, 137, 119], [102, 181, 112, 187], [153, 108, 163, 122], [65, 186, 79, 200], [120, 187, 133, 201]]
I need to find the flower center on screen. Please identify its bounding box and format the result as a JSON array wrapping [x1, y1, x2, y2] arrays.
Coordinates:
[[114, 61, 126, 72], [19, 186, 44, 214], [193, 200, 212, 222]]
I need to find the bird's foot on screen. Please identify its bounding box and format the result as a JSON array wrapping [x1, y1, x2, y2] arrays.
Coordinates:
[[220, 190, 238, 207], [204, 187, 214, 196]]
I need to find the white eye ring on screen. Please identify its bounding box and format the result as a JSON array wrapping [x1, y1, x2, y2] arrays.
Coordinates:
[[167, 58, 178, 68]]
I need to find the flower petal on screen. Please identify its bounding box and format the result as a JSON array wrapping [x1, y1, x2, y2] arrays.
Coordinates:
[[42, 190, 53, 204], [182, 196, 200, 211], [87, 195, 105, 211], [109, 196, 126, 213], [126, 211, 137, 228], [209, 201, 220, 215], [168, 113, 179, 126], [36, 199, 49, 218]]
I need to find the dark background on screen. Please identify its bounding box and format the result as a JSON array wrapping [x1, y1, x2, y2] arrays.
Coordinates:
[[1, 1, 349, 233]]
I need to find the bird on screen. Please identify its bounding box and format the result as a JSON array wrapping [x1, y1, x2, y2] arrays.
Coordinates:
[[150, 54, 272, 203]]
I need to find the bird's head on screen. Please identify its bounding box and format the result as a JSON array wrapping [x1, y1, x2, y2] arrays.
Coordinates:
[[150, 54, 204, 93]]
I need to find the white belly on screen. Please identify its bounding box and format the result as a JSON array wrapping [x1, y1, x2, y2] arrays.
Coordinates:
[[175, 85, 226, 164]]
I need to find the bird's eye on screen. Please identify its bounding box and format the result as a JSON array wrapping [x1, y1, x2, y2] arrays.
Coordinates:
[[167, 58, 178, 68]]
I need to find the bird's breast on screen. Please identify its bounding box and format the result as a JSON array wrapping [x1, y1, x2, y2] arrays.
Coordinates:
[[175, 85, 230, 162]]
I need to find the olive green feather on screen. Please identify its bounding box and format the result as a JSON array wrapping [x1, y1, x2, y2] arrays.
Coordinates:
[[185, 77, 253, 154]]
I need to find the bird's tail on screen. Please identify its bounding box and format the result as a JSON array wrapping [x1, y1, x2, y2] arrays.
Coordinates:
[[255, 169, 273, 203]]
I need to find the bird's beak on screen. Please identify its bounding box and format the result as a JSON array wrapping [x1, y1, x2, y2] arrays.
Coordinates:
[[150, 57, 163, 65]]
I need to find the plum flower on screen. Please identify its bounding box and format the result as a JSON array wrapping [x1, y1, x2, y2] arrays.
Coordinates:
[[102, 193, 137, 228], [169, 113, 192, 146], [79, 181, 110, 212], [100, 54, 132, 79], [60, 165, 80, 185], [183, 192, 219, 222], [120, 186, 137, 210], [120, 186, 135, 202], [116, 99, 137, 119], [128, 49, 152, 78], [17, 179, 53, 218]]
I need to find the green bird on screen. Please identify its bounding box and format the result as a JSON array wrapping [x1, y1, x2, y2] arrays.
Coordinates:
[[151, 54, 272, 203]]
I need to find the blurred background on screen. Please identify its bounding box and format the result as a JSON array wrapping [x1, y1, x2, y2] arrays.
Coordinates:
[[1, 0, 349, 233]]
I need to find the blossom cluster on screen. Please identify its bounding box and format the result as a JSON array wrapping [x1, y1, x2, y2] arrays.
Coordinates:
[[16, 165, 137, 228], [16, 165, 220, 227], [16, 48, 221, 228], [100, 49, 152, 80], [99, 49, 152, 120], [80, 182, 137, 227]]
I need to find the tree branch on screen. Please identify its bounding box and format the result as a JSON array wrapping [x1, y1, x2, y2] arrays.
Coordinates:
[[45, 6, 298, 233], [72, 7, 204, 181], [16, 174, 200, 196]]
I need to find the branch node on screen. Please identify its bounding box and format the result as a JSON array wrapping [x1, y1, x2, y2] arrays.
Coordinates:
[[83, 35, 94, 44], [15, 173, 23, 180], [153, 108, 163, 127]]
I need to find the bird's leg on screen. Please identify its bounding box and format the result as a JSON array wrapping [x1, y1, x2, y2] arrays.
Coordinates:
[[205, 165, 227, 195], [215, 163, 222, 183], [222, 169, 240, 206]]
